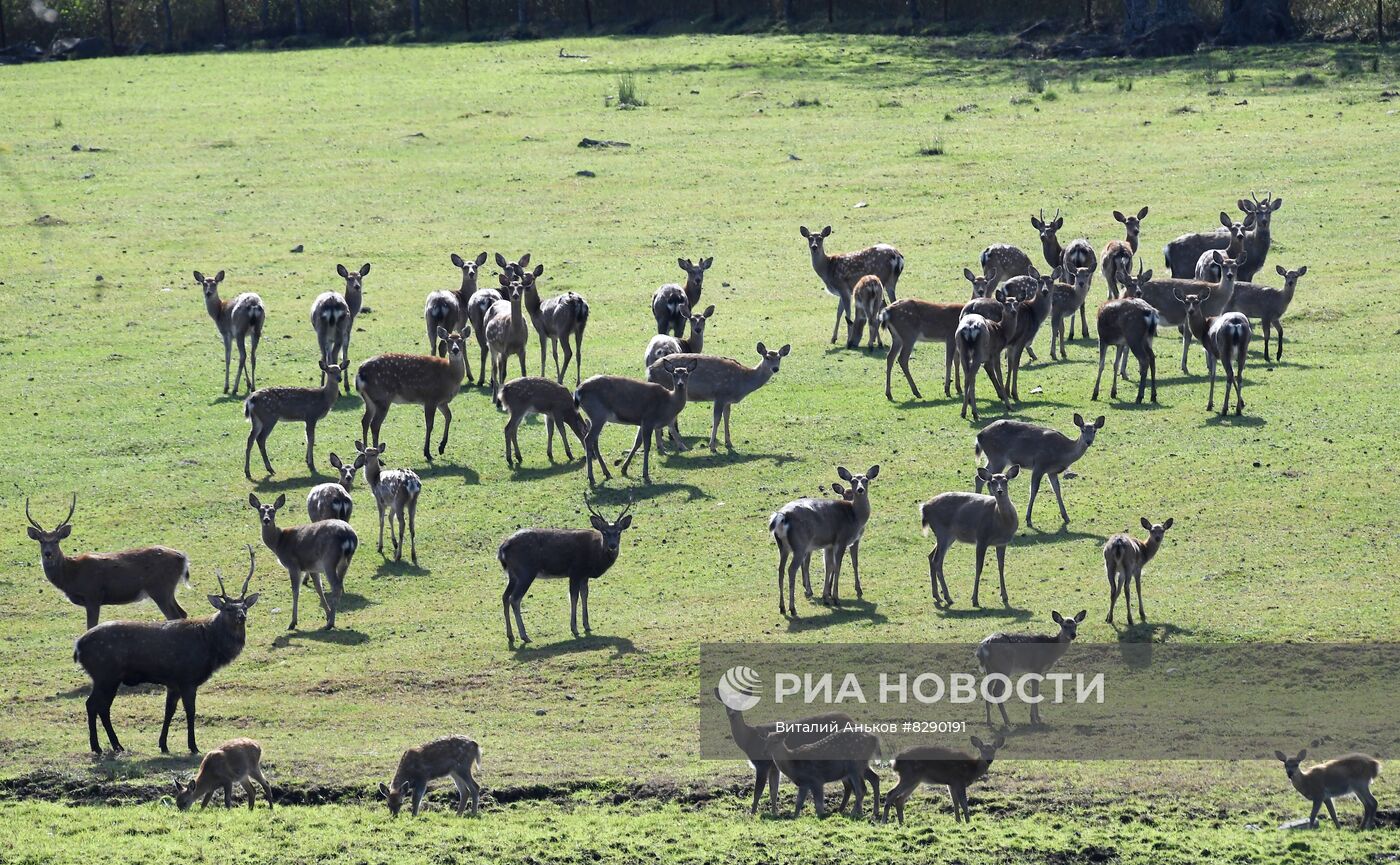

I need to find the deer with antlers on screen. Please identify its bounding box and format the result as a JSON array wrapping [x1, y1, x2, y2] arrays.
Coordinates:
[[195, 270, 264, 396], [25, 495, 189, 629], [1165, 192, 1281, 281]]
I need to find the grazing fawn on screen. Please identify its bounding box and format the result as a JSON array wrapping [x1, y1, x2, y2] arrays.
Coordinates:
[[799, 225, 903, 346], [484, 274, 531, 398], [1048, 266, 1094, 360], [646, 343, 789, 453], [921, 466, 1020, 608], [1229, 264, 1305, 363], [356, 327, 469, 461], [1031, 209, 1097, 338], [976, 610, 1086, 727], [306, 452, 363, 522], [249, 493, 357, 631], [522, 277, 590, 386], [878, 297, 963, 401], [769, 465, 880, 615], [763, 728, 882, 821], [1165, 192, 1281, 281], [1091, 266, 1160, 403], [644, 304, 715, 372], [74, 547, 257, 754], [574, 358, 696, 486], [652, 257, 710, 336], [195, 270, 264, 395], [976, 413, 1103, 525], [851, 274, 888, 349], [424, 251, 486, 370], [241, 362, 341, 480], [1275, 749, 1382, 830], [1179, 282, 1252, 415], [955, 295, 1020, 421], [353, 441, 422, 565], [175, 738, 273, 810], [381, 735, 482, 817], [1100, 207, 1149, 299], [1193, 211, 1253, 282], [1103, 517, 1173, 625], [497, 376, 591, 466], [883, 735, 1004, 825], [25, 495, 189, 629], [497, 497, 633, 645], [979, 243, 1033, 287]]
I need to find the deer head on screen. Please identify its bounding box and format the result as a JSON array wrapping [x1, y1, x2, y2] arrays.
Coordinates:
[[756, 342, 791, 375], [328, 452, 364, 490], [193, 270, 225, 300], [24, 493, 76, 568], [584, 496, 634, 553], [1050, 609, 1088, 640], [207, 544, 259, 630], [1112, 206, 1149, 240], [799, 225, 833, 254]]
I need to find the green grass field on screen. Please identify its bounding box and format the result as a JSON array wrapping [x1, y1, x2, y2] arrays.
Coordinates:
[[2, 34, 1399, 863]]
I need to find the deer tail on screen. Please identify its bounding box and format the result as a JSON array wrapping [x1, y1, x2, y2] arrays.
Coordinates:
[[243, 396, 255, 419]]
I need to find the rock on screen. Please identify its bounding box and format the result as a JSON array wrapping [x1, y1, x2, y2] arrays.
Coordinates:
[[576, 170, 596, 177], [578, 138, 630, 148], [290, 244, 304, 253]]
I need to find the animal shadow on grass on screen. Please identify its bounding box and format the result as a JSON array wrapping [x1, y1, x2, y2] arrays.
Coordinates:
[[252, 473, 320, 493], [512, 635, 638, 660], [329, 394, 363, 413], [592, 478, 711, 503], [415, 462, 481, 485], [91, 750, 201, 776], [271, 627, 370, 649], [1203, 413, 1266, 429], [509, 460, 584, 481], [1012, 526, 1104, 544], [935, 604, 1035, 623], [663, 450, 798, 470], [1113, 621, 1193, 647], [374, 559, 430, 578], [1105, 399, 1167, 412], [786, 599, 889, 632]]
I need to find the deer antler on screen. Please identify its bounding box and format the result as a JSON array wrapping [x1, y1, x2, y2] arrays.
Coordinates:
[[58, 494, 76, 530], [615, 496, 635, 523], [214, 567, 229, 599], [240, 544, 255, 597], [583, 494, 605, 521], [24, 498, 44, 531], [1054, 207, 1062, 223]]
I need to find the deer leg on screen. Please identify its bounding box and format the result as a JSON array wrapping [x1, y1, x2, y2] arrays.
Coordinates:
[[787, 555, 802, 618], [503, 579, 516, 645], [507, 413, 523, 467], [477, 342, 490, 388], [1122, 563, 1135, 627], [1091, 342, 1109, 401], [1048, 473, 1069, 524], [1078, 300, 1089, 342], [1030, 678, 1044, 725], [884, 335, 899, 400], [709, 402, 724, 452], [395, 505, 407, 561], [830, 296, 843, 344], [574, 330, 584, 386], [799, 552, 813, 599], [560, 418, 577, 461], [375, 498, 387, 555], [1134, 565, 1146, 622], [619, 427, 646, 477], [994, 679, 1012, 728], [827, 543, 846, 606], [438, 403, 453, 456], [516, 347, 527, 379], [544, 417, 557, 462], [1180, 325, 1193, 375], [1274, 321, 1283, 361], [410, 782, 426, 817], [559, 338, 574, 386], [253, 767, 273, 809], [995, 544, 1009, 606], [971, 542, 988, 607], [1324, 798, 1341, 829], [304, 420, 318, 474], [233, 335, 249, 396], [569, 578, 581, 638], [551, 337, 562, 382], [248, 327, 260, 390], [244, 422, 259, 480], [750, 764, 766, 814], [92, 684, 122, 753], [581, 578, 591, 633], [1234, 344, 1246, 415], [512, 590, 531, 645], [159, 686, 179, 753], [287, 568, 301, 630], [222, 336, 232, 394], [723, 405, 735, 450], [1206, 353, 1218, 412], [538, 333, 548, 380], [181, 687, 198, 753], [1105, 561, 1120, 624], [850, 541, 862, 599], [1025, 470, 1044, 525], [776, 546, 789, 616], [256, 423, 276, 476]]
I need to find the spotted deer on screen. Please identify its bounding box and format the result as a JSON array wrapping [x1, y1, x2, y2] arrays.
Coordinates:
[[355, 328, 469, 461], [1104, 517, 1173, 626], [497, 376, 591, 466], [1047, 266, 1094, 360], [195, 270, 264, 396], [465, 282, 503, 388], [976, 610, 1086, 727], [1274, 750, 1382, 830], [763, 728, 882, 821], [1004, 274, 1053, 403], [883, 735, 1004, 825], [652, 257, 711, 336], [306, 452, 363, 522], [352, 441, 422, 565], [921, 466, 1020, 608], [979, 243, 1033, 287], [309, 292, 349, 389], [799, 225, 903, 346], [769, 465, 880, 615], [1100, 207, 1149, 299], [1132, 254, 1241, 374], [249, 493, 357, 631], [380, 735, 482, 817], [175, 738, 273, 810], [646, 343, 789, 453], [242, 362, 342, 480]]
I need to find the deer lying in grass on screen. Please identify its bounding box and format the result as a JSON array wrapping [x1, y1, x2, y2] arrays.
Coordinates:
[[1091, 266, 1160, 403], [644, 304, 715, 372], [306, 452, 363, 522], [878, 297, 963, 401], [1031, 209, 1097, 338], [979, 243, 1032, 287], [883, 735, 1004, 825], [1104, 517, 1173, 626], [497, 497, 632, 645], [241, 362, 342, 480], [196, 270, 264, 396], [25, 495, 188, 628], [356, 328, 468, 461], [1100, 207, 1148, 299], [851, 275, 888, 349], [1275, 749, 1382, 830], [763, 728, 882, 821], [1165, 192, 1280, 281], [647, 343, 789, 453], [975, 414, 1103, 525], [921, 466, 1019, 608], [800, 225, 903, 346], [175, 738, 273, 810], [249, 493, 357, 631], [1179, 282, 1252, 415], [575, 359, 696, 486], [652, 257, 711, 336], [976, 610, 1086, 727], [1229, 264, 1305, 363], [770, 466, 880, 615], [497, 376, 591, 466], [355, 441, 422, 565], [424, 251, 486, 375], [74, 547, 257, 755], [381, 735, 482, 817]]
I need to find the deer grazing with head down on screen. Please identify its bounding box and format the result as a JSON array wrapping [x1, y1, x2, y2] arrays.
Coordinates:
[[1091, 265, 1160, 403], [241, 362, 342, 480], [976, 610, 1086, 727], [763, 728, 882, 821], [574, 358, 696, 486], [497, 497, 633, 645], [1031, 209, 1097, 339], [883, 735, 1004, 825], [646, 343, 789, 453], [249, 493, 357, 631], [25, 494, 189, 629], [921, 466, 1020, 609], [196, 270, 264, 396], [73, 546, 258, 755], [306, 452, 363, 523], [1164, 192, 1281, 281], [497, 376, 591, 467], [353, 441, 422, 565], [424, 251, 486, 372], [769, 465, 880, 615], [1104, 517, 1174, 626], [1274, 749, 1382, 830], [355, 327, 469, 461], [850, 275, 888, 349], [975, 413, 1103, 526], [381, 735, 482, 817], [1229, 264, 1305, 364], [799, 225, 903, 347], [652, 257, 711, 336], [175, 738, 273, 811], [1179, 280, 1252, 415], [1100, 207, 1149, 299]]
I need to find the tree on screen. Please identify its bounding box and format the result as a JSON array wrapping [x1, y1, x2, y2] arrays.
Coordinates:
[[411, 0, 422, 34], [294, 0, 306, 35], [1217, 0, 1295, 45], [1121, 0, 1203, 56]]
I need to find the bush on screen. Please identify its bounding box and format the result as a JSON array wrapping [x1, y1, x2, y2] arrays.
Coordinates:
[[918, 140, 945, 157], [1024, 67, 1046, 94], [616, 73, 645, 108]]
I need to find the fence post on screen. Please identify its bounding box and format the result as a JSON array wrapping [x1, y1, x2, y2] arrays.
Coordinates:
[[1085, 0, 1092, 28], [218, 0, 229, 41], [104, 0, 117, 47], [345, 0, 353, 36], [1380, 0, 1386, 44]]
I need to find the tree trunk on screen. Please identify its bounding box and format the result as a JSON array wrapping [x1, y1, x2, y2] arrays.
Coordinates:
[[294, 0, 305, 34], [908, 0, 920, 21], [0, 0, 8, 49], [1085, 0, 1093, 29], [1217, 0, 1294, 45], [260, 0, 269, 36], [345, 0, 353, 36], [782, 0, 795, 25], [463, 0, 471, 30], [518, 0, 528, 29], [1121, 0, 1202, 56], [162, 0, 174, 48], [103, 0, 117, 47], [1380, 0, 1386, 44], [217, 0, 229, 41], [583, 0, 593, 29], [411, 0, 422, 34]]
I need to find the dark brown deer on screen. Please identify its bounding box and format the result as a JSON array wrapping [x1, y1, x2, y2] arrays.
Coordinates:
[[196, 270, 264, 396], [883, 735, 1004, 824], [496, 376, 590, 467], [249, 493, 357, 631], [878, 298, 963, 401], [242, 362, 342, 480], [800, 225, 903, 346], [1091, 266, 1160, 404], [73, 546, 258, 755], [975, 414, 1104, 525], [1005, 274, 1053, 403], [954, 295, 1020, 422], [497, 497, 633, 645], [355, 328, 469, 461], [647, 343, 789, 453], [25, 495, 189, 629], [763, 728, 882, 821], [574, 359, 696, 486], [652, 257, 711, 336], [1100, 207, 1149, 300]]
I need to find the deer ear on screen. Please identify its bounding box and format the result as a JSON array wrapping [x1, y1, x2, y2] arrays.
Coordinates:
[[494, 252, 508, 268], [799, 226, 810, 238], [1296, 265, 1306, 276], [378, 783, 391, 799], [1113, 211, 1125, 223], [337, 264, 349, 278], [1140, 517, 1153, 531], [866, 465, 879, 479], [1094, 415, 1105, 428], [589, 515, 608, 532], [820, 226, 831, 237], [1211, 250, 1223, 264], [353, 455, 366, 469], [1137, 206, 1149, 220], [702, 257, 713, 269], [1238, 198, 1254, 213], [677, 258, 688, 269], [360, 263, 371, 276], [451, 253, 465, 267], [1163, 518, 1174, 530], [993, 734, 1005, 748], [1030, 216, 1042, 230], [329, 453, 342, 469], [970, 736, 985, 750], [1219, 212, 1232, 228], [963, 268, 976, 282], [1052, 610, 1064, 624], [1073, 412, 1085, 427], [1276, 265, 1286, 276], [532, 264, 544, 278], [836, 466, 852, 481], [193, 271, 204, 283], [243, 592, 259, 608], [1297, 748, 1307, 761], [755, 342, 766, 356], [248, 493, 261, 509], [498, 274, 509, 286], [779, 344, 790, 356], [273, 494, 286, 510], [1075, 610, 1087, 622], [1140, 269, 1153, 283], [1004, 464, 1019, 479], [1271, 198, 1282, 211], [617, 515, 633, 530], [474, 251, 488, 266], [215, 270, 225, 283], [703, 305, 715, 317], [208, 594, 227, 611], [55, 524, 70, 540], [436, 325, 449, 340], [354, 440, 365, 453], [976, 467, 990, 482], [1274, 750, 1288, 763], [1052, 217, 1063, 231]]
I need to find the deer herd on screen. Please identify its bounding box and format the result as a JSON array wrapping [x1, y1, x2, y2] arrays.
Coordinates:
[[23, 191, 1370, 829]]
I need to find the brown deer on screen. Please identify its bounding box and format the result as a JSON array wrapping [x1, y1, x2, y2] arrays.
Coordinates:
[[380, 735, 482, 817], [465, 283, 503, 388], [484, 274, 532, 398], [1229, 264, 1305, 363], [175, 738, 273, 810], [1100, 207, 1149, 300], [1193, 212, 1253, 282], [1274, 749, 1382, 830], [309, 291, 349, 388], [497, 376, 591, 467], [769, 465, 880, 615], [497, 497, 633, 645], [850, 274, 887, 349], [25, 495, 188, 629], [976, 610, 1086, 727], [74, 546, 257, 755], [799, 225, 903, 346], [1047, 266, 1094, 360], [1031, 209, 1097, 338], [883, 735, 1004, 824], [1165, 192, 1281, 281], [979, 243, 1032, 287], [333, 262, 369, 391], [652, 257, 710, 336], [355, 327, 469, 461], [195, 270, 264, 396], [921, 466, 1020, 608], [646, 343, 789, 453], [249, 493, 357, 631], [644, 304, 715, 372], [424, 251, 486, 373], [1133, 254, 1241, 374], [353, 441, 422, 565], [574, 359, 696, 486], [1004, 275, 1053, 403], [1091, 267, 1160, 404], [522, 277, 589, 386], [242, 362, 342, 480], [954, 296, 1020, 422], [1103, 517, 1174, 625], [306, 452, 363, 522], [975, 414, 1104, 526], [878, 297, 963, 401], [1179, 283, 1252, 415], [763, 728, 882, 821]]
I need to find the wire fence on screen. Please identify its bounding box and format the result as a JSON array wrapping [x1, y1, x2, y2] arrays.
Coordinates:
[[1, 1, 1393, 53]]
